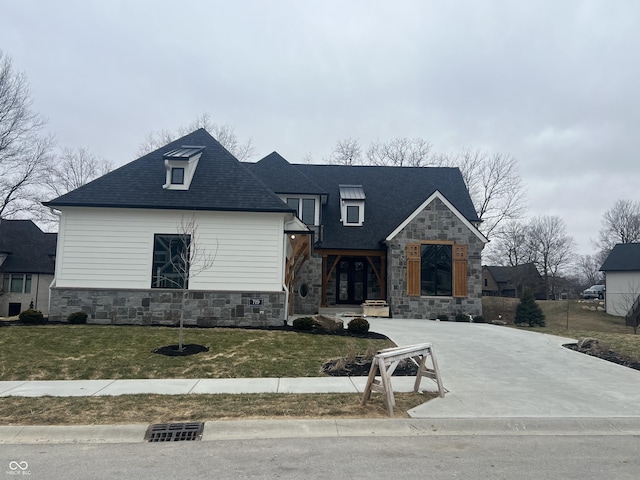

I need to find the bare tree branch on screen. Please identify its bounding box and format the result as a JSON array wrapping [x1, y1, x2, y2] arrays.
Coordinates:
[[328, 138, 362, 165], [594, 199, 640, 259], [44, 146, 113, 198], [137, 113, 254, 161], [0, 50, 55, 218], [366, 137, 433, 167], [528, 215, 576, 299]]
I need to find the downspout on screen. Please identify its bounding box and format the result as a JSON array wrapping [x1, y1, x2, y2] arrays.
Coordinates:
[[34, 274, 40, 310]]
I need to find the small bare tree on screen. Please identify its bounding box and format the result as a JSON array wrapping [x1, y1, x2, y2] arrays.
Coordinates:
[[137, 113, 254, 161], [164, 216, 217, 351]]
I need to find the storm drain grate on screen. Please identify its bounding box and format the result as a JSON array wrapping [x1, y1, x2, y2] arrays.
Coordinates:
[[145, 422, 204, 442]]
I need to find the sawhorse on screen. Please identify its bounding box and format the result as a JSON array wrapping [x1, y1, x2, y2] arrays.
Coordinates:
[[361, 343, 445, 416]]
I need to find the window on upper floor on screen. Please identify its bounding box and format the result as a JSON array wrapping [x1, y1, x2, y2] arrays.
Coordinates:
[[171, 167, 185, 185], [339, 185, 365, 226], [151, 234, 191, 289], [286, 197, 316, 226], [162, 146, 204, 190]]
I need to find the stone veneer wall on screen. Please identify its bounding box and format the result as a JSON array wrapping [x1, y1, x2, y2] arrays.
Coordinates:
[[49, 288, 286, 327], [386, 197, 484, 319], [292, 253, 322, 314]]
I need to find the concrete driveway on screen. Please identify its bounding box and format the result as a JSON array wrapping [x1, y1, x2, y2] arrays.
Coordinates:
[[366, 318, 640, 419]]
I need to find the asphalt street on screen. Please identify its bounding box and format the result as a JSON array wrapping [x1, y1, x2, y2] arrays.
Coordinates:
[[2, 434, 639, 480]]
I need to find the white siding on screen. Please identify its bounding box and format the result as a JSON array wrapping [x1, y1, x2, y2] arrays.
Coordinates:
[[55, 207, 286, 292], [605, 271, 640, 316]]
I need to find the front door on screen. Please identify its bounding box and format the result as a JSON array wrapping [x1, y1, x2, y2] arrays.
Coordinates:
[[336, 258, 367, 304]]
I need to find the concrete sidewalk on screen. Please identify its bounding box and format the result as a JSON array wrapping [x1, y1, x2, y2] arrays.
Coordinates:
[[0, 376, 440, 397]]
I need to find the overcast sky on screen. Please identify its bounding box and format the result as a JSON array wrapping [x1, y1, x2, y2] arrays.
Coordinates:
[[1, 0, 638, 256]]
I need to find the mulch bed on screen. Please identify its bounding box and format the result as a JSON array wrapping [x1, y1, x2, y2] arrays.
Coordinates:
[[153, 344, 210, 356], [564, 340, 640, 371], [322, 356, 419, 377]]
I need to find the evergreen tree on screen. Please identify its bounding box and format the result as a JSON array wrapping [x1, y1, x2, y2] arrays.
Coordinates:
[[514, 290, 546, 327]]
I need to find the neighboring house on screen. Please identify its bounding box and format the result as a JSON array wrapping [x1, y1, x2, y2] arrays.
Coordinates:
[[246, 151, 487, 319], [482, 263, 544, 299], [45, 129, 486, 325], [0, 219, 56, 316], [600, 243, 640, 321]]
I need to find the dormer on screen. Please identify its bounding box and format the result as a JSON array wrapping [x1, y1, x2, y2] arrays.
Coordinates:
[[162, 146, 205, 190], [339, 184, 365, 226]]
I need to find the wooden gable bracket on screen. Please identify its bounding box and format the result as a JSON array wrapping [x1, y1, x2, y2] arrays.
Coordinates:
[[321, 254, 343, 308]]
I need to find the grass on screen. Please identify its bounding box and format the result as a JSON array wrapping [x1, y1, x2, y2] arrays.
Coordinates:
[[483, 297, 640, 360], [0, 325, 394, 381], [0, 323, 435, 423], [0, 392, 433, 425]]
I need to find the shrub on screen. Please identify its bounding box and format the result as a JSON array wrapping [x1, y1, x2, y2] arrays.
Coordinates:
[[19, 309, 45, 324], [292, 316, 315, 331], [437, 314, 449, 321], [514, 290, 546, 327], [67, 311, 88, 324], [347, 317, 370, 334], [472, 315, 486, 323], [455, 313, 470, 322]]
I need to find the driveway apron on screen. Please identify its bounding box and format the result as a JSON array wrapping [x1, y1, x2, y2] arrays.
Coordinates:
[[366, 319, 640, 419]]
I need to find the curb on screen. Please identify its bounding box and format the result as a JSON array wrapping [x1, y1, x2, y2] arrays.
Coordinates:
[[2, 417, 640, 444]]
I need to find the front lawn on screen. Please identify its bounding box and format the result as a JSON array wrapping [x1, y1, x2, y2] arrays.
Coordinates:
[[0, 325, 394, 381]]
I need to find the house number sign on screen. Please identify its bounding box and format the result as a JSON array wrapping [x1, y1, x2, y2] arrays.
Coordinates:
[[248, 298, 264, 306]]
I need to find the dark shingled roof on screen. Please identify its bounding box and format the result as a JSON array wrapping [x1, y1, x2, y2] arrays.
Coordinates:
[[44, 129, 294, 214], [485, 264, 540, 284], [600, 243, 640, 271], [247, 157, 480, 250], [0, 220, 57, 274], [245, 152, 326, 195]]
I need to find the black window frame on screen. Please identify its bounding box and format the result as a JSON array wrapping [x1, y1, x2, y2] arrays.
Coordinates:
[[346, 205, 360, 224], [301, 198, 315, 225], [420, 244, 453, 297], [151, 234, 191, 289], [171, 167, 185, 185]]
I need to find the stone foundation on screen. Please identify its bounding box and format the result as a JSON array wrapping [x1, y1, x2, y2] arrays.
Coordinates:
[[49, 287, 286, 327]]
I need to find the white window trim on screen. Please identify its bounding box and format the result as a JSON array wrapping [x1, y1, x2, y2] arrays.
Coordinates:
[[280, 195, 320, 226], [163, 153, 202, 190], [341, 200, 364, 226]]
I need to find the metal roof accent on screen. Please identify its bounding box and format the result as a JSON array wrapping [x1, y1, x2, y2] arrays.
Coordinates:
[[163, 146, 205, 160], [145, 422, 204, 442], [339, 184, 365, 200]]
